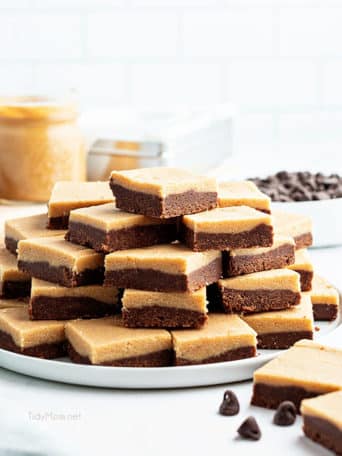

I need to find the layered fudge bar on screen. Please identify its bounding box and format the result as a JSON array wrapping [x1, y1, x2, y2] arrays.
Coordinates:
[[288, 249, 313, 291], [218, 181, 271, 213], [301, 391, 342, 455], [66, 202, 178, 253], [5, 213, 63, 255], [0, 248, 31, 299], [171, 314, 257, 366], [104, 244, 222, 292], [47, 181, 114, 229], [110, 167, 217, 218], [241, 294, 314, 349], [223, 235, 295, 278], [251, 340, 342, 412], [310, 275, 339, 321], [273, 210, 313, 249], [18, 235, 104, 287], [0, 306, 66, 359], [122, 287, 207, 329], [181, 206, 273, 252], [217, 269, 301, 314], [66, 316, 172, 367], [29, 278, 120, 321]]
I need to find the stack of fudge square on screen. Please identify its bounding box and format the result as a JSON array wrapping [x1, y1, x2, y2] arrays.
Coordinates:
[[0, 168, 339, 368]]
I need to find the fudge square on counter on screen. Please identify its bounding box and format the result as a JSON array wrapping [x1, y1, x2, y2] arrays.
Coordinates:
[[273, 209, 313, 250], [18, 235, 104, 288], [66, 202, 178, 253], [218, 181, 271, 213], [110, 167, 217, 218], [66, 316, 172, 367], [310, 274, 340, 321], [47, 181, 114, 229], [288, 248, 313, 292], [0, 248, 31, 299]]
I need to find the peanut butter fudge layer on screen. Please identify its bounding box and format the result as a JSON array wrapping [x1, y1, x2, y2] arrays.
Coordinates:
[[5, 213, 64, 255], [47, 181, 114, 229], [287, 249, 313, 291], [171, 314, 257, 366], [301, 391, 342, 455], [251, 340, 342, 412], [0, 298, 27, 310], [218, 269, 301, 314], [273, 210, 313, 250], [66, 316, 172, 367], [310, 275, 339, 321], [18, 235, 104, 288], [241, 294, 313, 349], [223, 235, 295, 278], [122, 287, 207, 329], [0, 248, 31, 299], [66, 202, 178, 253], [0, 306, 66, 359], [110, 167, 217, 218], [218, 181, 271, 213], [181, 206, 273, 252], [29, 278, 120, 321], [104, 244, 222, 292]]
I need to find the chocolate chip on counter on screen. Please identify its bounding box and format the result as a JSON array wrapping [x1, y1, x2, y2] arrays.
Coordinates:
[[219, 390, 240, 416], [273, 401, 297, 426], [237, 416, 261, 441]]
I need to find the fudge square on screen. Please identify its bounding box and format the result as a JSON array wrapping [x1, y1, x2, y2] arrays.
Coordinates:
[[29, 278, 120, 321], [301, 391, 342, 456], [122, 287, 207, 329], [0, 306, 66, 359], [273, 209, 313, 249], [104, 244, 222, 292], [0, 248, 31, 299], [217, 269, 301, 314], [66, 316, 172, 367], [288, 248, 313, 291], [251, 340, 342, 412], [171, 314, 257, 366], [218, 181, 271, 213], [47, 181, 114, 229], [110, 167, 218, 218], [310, 274, 339, 321], [66, 202, 178, 253], [18, 235, 104, 288]]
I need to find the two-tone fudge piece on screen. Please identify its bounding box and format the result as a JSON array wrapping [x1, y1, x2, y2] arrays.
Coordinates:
[[310, 275, 339, 321], [242, 294, 314, 349], [66, 316, 172, 367], [104, 244, 222, 293], [181, 206, 273, 252], [47, 181, 114, 229], [217, 269, 301, 314], [110, 167, 217, 218], [288, 249, 313, 292], [273, 210, 313, 250], [171, 314, 257, 366], [0, 248, 31, 299], [0, 306, 66, 359], [66, 203, 178, 253], [251, 340, 342, 412], [222, 235, 295, 278], [301, 391, 342, 455], [122, 287, 207, 329], [218, 181, 271, 213], [18, 235, 104, 287], [29, 278, 120, 321]]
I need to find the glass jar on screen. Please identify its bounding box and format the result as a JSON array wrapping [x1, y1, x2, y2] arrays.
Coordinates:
[[0, 95, 85, 202]]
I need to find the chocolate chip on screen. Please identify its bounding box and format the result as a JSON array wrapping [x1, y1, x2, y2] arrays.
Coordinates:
[[219, 390, 240, 416], [237, 416, 261, 440], [273, 401, 297, 426]]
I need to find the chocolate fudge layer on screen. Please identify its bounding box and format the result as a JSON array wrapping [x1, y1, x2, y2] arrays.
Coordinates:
[[110, 167, 217, 218], [47, 181, 114, 229], [5, 213, 64, 255], [301, 391, 342, 455], [66, 202, 178, 253], [66, 316, 172, 367], [310, 274, 339, 321], [223, 235, 295, 278], [218, 181, 271, 213], [251, 340, 342, 412], [0, 306, 66, 359], [29, 278, 120, 321], [122, 287, 207, 329], [218, 269, 301, 314], [273, 210, 313, 250], [0, 248, 31, 299], [171, 314, 257, 366], [105, 244, 222, 292], [18, 235, 104, 287], [242, 294, 313, 349], [288, 249, 313, 291]]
